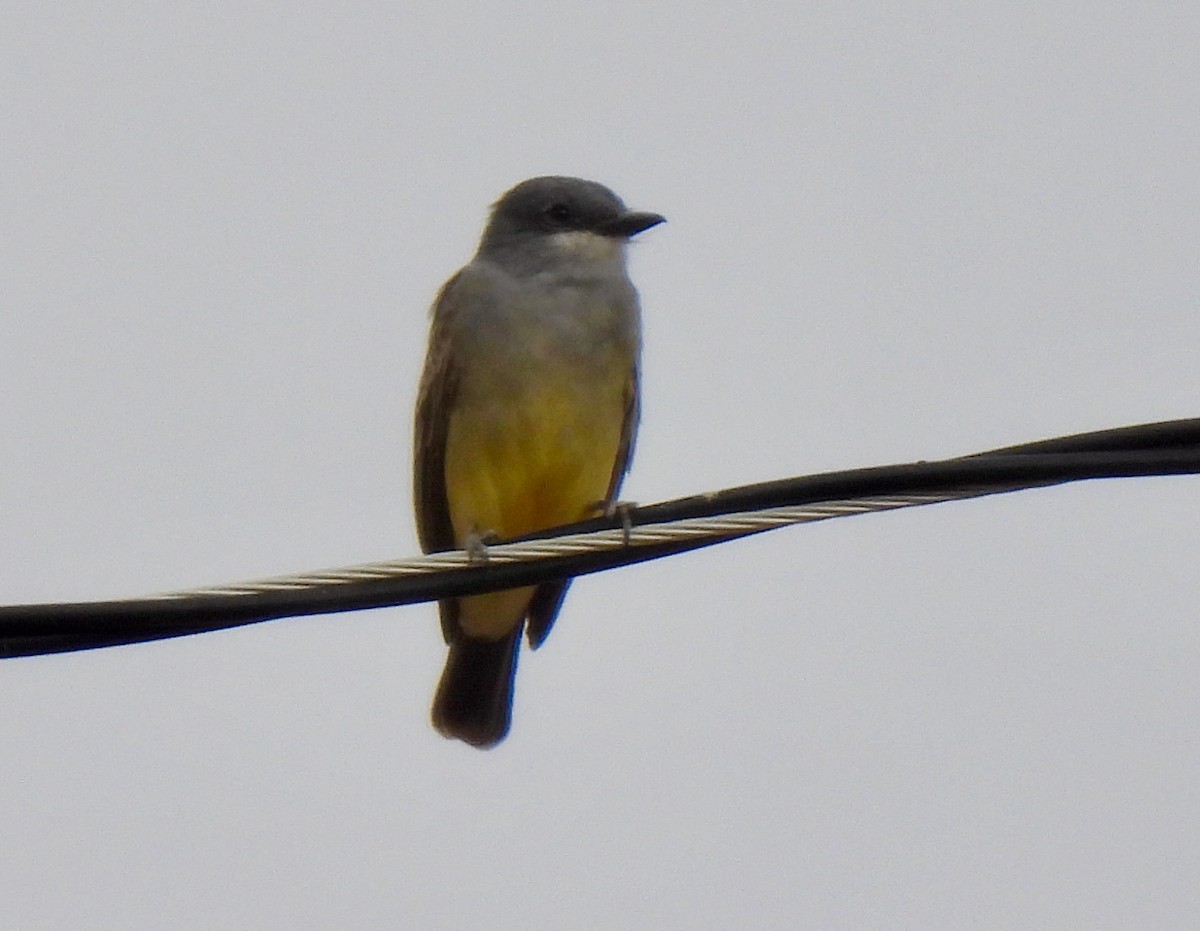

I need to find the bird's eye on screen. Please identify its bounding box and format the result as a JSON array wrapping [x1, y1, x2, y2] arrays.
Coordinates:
[[543, 202, 572, 225]]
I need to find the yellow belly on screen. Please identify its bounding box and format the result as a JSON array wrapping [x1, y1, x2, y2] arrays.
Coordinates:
[[443, 374, 626, 639]]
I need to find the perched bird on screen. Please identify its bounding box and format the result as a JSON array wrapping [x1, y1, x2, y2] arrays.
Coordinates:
[[414, 176, 664, 747]]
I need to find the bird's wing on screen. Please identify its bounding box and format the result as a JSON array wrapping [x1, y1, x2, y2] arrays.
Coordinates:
[[414, 271, 468, 640], [606, 359, 640, 504]]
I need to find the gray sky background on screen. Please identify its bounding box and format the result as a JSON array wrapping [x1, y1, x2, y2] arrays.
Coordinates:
[[2, 3, 1199, 928]]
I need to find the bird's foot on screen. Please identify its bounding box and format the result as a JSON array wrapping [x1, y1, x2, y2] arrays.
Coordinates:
[[464, 529, 500, 564], [589, 499, 638, 545]]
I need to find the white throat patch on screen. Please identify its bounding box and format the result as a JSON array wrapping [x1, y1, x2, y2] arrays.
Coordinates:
[[549, 230, 624, 264]]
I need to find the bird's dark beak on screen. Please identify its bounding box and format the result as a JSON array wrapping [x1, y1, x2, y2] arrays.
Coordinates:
[[600, 210, 666, 239]]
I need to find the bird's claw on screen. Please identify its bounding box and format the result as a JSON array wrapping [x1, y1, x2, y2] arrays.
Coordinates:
[[465, 529, 500, 564], [590, 499, 637, 545]]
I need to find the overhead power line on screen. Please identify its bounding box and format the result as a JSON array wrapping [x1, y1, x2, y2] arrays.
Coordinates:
[[1, 417, 1197, 659]]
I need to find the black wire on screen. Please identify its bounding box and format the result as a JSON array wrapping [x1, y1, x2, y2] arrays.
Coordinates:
[[1, 417, 1197, 659]]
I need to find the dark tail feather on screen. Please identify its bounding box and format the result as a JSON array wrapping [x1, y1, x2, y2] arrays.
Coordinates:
[[431, 628, 521, 749]]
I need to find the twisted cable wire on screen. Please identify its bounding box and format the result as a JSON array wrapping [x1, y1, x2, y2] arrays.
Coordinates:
[[161, 488, 996, 600], [1, 415, 1196, 658]]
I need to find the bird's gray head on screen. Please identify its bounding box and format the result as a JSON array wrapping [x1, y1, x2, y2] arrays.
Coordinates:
[[477, 176, 665, 274]]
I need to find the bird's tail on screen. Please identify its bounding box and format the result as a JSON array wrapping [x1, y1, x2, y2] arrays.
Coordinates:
[[431, 628, 521, 749]]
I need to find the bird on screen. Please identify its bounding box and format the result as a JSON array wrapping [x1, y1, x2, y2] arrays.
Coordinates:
[[413, 176, 664, 747]]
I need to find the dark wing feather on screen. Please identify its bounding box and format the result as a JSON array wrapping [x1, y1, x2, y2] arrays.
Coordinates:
[[605, 359, 640, 503], [414, 271, 466, 641]]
